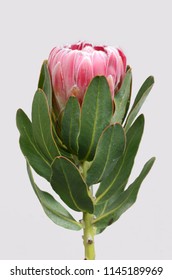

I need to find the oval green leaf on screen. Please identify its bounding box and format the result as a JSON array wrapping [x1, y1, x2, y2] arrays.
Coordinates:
[[125, 76, 154, 132], [78, 76, 113, 161], [86, 124, 126, 185], [16, 109, 51, 181], [27, 162, 82, 231], [32, 89, 61, 162], [61, 96, 80, 154], [51, 157, 94, 213], [93, 157, 155, 229], [96, 114, 145, 203], [112, 67, 132, 124], [38, 60, 52, 110]]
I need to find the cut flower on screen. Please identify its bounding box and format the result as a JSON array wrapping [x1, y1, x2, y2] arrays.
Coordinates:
[[16, 41, 155, 260]]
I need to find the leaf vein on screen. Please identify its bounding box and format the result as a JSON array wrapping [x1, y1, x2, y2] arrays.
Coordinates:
[[23, 127, 51, 167], [96, 128, 137, 202]]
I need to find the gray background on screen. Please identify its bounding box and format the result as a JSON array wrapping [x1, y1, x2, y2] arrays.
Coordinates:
[[1, 0, 172, 260]]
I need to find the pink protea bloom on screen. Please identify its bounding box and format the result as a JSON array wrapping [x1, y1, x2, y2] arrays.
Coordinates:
[[48, 42, 126, 111]]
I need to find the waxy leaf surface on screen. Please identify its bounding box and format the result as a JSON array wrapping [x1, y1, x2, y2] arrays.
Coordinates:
[[94, 157, 155, 229], [78, 76, 113, 161], [27, 163, 82, 231], [96, 115, 144, 203], [61, 96, 80, 154], [16, 109, 51, 181], [32, 89, 61, 162], [112, 67, 132, 124], [51, 157, 94, 213], [125, 76, 154, 132], [38, 60, 52, 110], [86, 124, 126, 185]]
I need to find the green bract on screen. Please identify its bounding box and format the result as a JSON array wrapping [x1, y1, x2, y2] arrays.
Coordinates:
[[16, 60, 155, 254]]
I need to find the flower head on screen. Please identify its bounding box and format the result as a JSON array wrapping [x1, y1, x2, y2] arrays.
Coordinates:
[[48, 41, 126, 111]]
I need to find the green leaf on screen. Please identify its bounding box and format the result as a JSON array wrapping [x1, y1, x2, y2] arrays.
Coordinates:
[[78, 76, 113, 161], [52, 118, 75, 162], [27, 162, 82, 231], [52, 121, 65, 149], [51, 157, 94, 213], [93, 157, 155, 229], [96, 114, 144, 203], [125, 76, 154, 132], [38, 60, 52, 110], [61, 96, 80, 154], [32, 89, 72, 161], [86, 124, 126, 185], [112, 67, 132, 124], [16, 109, 51, 181], [32, 89, 61, 162]]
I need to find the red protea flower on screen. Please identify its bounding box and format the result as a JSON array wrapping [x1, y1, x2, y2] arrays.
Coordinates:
[[48, 41, 126, 111]]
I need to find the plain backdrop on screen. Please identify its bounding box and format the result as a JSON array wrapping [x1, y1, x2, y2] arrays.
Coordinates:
[[0, 0, 172, 260]]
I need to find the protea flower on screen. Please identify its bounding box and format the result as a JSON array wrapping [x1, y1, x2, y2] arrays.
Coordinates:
[[48, 41, 126, 111]]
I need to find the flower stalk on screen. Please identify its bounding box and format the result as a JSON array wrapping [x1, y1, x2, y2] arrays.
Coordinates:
[[82, 163, 95, 260], [83, 211, 95, 260]]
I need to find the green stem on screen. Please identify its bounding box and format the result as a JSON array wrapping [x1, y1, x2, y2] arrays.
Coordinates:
[[83, 212, 95, 260], [82, 162, 95, 260]]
